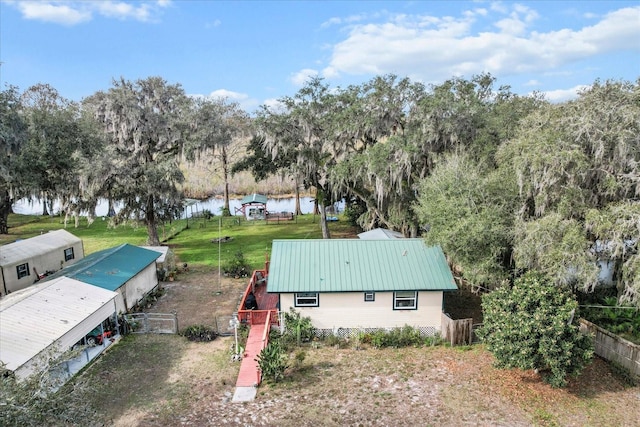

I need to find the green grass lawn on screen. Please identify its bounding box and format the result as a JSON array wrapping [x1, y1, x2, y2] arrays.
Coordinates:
[[2, 213, 359, 270]]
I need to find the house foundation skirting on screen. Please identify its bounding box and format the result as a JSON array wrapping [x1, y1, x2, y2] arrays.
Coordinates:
[[314, 326, 438, 339]]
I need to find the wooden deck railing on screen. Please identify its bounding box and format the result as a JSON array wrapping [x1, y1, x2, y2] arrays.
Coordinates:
[[238, 269, 279, 326]]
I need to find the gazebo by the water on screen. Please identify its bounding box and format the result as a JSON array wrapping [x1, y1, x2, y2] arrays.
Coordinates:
[[235, 194, 267, 220]]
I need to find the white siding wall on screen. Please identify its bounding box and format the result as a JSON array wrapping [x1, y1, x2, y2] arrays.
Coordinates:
[[121, 263, 158, 312], [279, 291, 443, 330], [1, 241, 84, 295]]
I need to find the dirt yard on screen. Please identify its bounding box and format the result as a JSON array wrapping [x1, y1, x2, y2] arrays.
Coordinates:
[[88, 268, 640, 427]]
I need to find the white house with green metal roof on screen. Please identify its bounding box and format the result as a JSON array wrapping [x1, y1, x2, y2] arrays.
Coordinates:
[[44, 244, 161, 314], [267, 239, 457, 336]]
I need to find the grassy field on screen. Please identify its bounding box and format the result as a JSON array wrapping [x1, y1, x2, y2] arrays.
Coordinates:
[[2, 212, 359, 269]]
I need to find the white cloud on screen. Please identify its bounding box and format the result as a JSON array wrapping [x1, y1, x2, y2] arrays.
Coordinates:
[[525, 79, 540, 86], [539, 84, 590, 102], [208, 89, 248, 101], [290, 69, 319, 87], [205, 19, 221, 29], [14, 1, 91, 25], [8, 0, 171, 25], [262, 98, 286, 112], [95, 1, 152, 22], [323, 5, 640, 84], [494, 5, 538, 36], [206, 90, 260, 113]]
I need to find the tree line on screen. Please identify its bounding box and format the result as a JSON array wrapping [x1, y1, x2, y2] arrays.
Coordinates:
[[0, 74, 638, 306]]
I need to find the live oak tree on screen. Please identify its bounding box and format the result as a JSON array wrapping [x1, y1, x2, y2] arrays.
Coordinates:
[[231, 135, 304, 215], [257, 77, 341, 239], [0, 85, 27, 233], [88, 77, 190, 246], [328, 74, 426, 235], [500, 79, 640, 305], [477, 272, 594, 388], [17, 84, 81, 216], [186, 97, 249, 216], [414, 152, 517, 289]]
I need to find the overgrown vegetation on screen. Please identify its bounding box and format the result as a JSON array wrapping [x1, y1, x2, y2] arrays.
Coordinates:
[[281, 308, 315, 347], [0, 352, 99, 427], [181, 324, 218, 342], [222, 250, 251, 278], [582, 296, 640, 344]]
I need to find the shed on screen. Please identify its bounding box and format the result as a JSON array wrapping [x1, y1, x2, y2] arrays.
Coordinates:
[[0, 276, 118, 380], [234, 193, 267, 220], [0, 229, 84, 296], [267, 239, 457, 336], [44, 244, 161, 314], [141, 245, 176, 275], [357, 228, 404, 239]]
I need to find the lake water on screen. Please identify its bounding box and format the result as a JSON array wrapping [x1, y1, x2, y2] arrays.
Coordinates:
[[12, 196, 343, 218]]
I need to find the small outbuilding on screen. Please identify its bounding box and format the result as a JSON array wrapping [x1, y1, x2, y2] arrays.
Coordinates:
[[234, 193, 267, 220], [141, 245, 176, 278], [357, 228, 405, 240], [45, 244, 161, 314], [267, 239, 457, 336], [0, 229, 84, 296], [0, 276, 118, 381]]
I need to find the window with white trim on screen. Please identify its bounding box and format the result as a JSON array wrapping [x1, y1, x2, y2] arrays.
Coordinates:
[[64, 247, 75, 261], [16, 263, 30, 279], [294, 292, 319, 307], [364, 291, 375, 302], [393, 291, 417, 310]]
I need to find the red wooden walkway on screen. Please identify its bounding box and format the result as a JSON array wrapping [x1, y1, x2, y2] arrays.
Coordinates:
[[235, 323, 266, 387], [235, 269, 279, 389]]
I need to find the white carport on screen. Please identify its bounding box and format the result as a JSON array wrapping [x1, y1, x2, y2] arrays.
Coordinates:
[[0, 276, 118, 381]]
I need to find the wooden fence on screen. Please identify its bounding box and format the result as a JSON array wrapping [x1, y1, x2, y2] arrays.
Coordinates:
[[441, 313, 473, 346], [579, 319, 640, 380]]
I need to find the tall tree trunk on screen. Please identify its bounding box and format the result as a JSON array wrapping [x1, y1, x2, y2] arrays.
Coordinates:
[[42, 193, 49, 216], [222, 146, 231, 216], [107, 194, 116, 217], [0, 189, 12, 234], [316, 187, 331, 239], [319, 203, 331, 239], [146, 195, 161, 246], [294, 176, 302, 215]]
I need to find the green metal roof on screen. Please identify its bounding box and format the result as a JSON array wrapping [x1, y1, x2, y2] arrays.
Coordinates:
[[267, 239, 457, 293], [240, 193, 267, 205], [45, 244, 160, 291]]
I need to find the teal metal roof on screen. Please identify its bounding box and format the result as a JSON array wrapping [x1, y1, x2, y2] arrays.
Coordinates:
[[267, 239, 457, 293], [240, 193, 267, 205], [45, 244, 160, 291]]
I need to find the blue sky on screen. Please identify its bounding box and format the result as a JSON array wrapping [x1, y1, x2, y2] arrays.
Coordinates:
[[1, 1, 638, 113]]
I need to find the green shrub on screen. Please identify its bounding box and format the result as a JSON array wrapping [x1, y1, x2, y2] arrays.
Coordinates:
[[369, 326, 425, 348], [181, 325, 217, 342], [324, 334, 346, 348], [477, 272, 594, 387], [256, 341, 288, 384], [283, 308, 315, 346], [222, 250, 250, 278]]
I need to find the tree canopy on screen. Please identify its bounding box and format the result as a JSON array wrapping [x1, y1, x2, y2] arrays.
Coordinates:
[[87, 77, 191, 245], [3, 74, 639, 306]]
